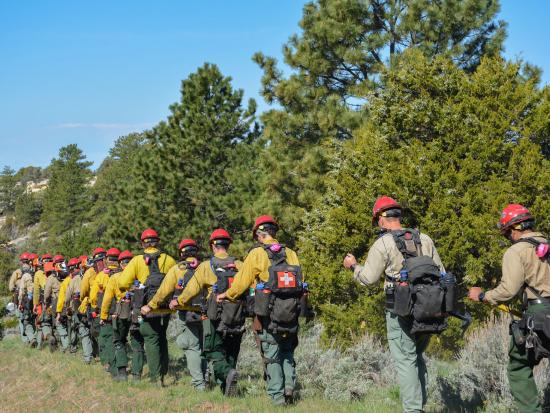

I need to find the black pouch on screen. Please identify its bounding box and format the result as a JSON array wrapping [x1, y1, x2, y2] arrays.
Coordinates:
[[528, 332, 550, 363], [206, 295, 220, 321], [220, 301, 244, 328], [393, 283, 412, 317], [117, 301, 132, 320], [410, 318, 447, 335], [132, 289, 145, 310], [271, 296, 299, 326], [254, 290, 271, 317], [533, 310, 550, 340], [510, 320, 526, 347], [185, 311, 202, 324], [413, 283, 445, 321]]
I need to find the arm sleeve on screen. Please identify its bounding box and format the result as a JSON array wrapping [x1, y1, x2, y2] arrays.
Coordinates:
[[353, 243, 387, 286], [56, 280, 68, 313], [8, 271, 17, 292], [33, 274, 41, 306], [177, 265, 206, 307], [117, 257, 139, 291], [148, 265, 178, 310], [100, 278, 116, 320], [89, 279, 100, 309], [80, 272, 91, 299], [485, 249, 525, 305]]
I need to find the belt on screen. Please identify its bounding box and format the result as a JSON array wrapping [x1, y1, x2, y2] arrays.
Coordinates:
[[528, 297, 550, 305]]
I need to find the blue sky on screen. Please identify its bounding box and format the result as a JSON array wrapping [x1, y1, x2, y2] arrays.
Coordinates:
[[1, 1, 548, 172]]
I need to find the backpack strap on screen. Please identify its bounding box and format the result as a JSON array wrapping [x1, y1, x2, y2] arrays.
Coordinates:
[[262, 244, 287, 266], [516, 237, 545, 248], [391, 229, 423, 260]]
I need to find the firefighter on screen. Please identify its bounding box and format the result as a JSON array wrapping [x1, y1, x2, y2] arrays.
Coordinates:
[[18, 252, 37, 347], [117, 229, 176, 385], [33, 254, 53, 349], [468, 204, 550, 413], [144, 238, 207, 390], [167, 229, 243, 396], [343, 196, 445, 413], [9, 252, 29, 343]]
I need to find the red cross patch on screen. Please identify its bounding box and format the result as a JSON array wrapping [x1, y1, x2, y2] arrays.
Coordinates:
[[277, 271, 296, 288]]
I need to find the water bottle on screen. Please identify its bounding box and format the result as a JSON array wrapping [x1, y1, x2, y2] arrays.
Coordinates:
[[399, 269, 409, 284], [302, 282, 309, 292], [212, 284, 218, 294], [256, 282, 265, 292], [440, 271, 457, 312], [300, 282, 311, 318]]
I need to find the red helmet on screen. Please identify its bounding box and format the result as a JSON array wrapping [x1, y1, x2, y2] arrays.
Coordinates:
[[53, 255, 65, 263], [44, 262, 55, 273], [68, 257, 80, 267], [92, 247, 106, 257], [118, 250, 134, 261], [209, 228, 232, 243], [253, 215, 278, 236], [141, 228, 159, 241], [107, 247, 121, 257], [372, 196, 402, 224], [42, 253, 53, 261], [179, 239, 198, 250], [28, 253, 38, 261], [19, 252, 30, 261], [498, 204, 534, 233]]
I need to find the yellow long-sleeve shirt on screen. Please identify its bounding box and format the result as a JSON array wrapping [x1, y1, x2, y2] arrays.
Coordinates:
[[33, 270, 47, 306], [148, 258, 201, 311], [56, 276, 72, 313], [80, 267, 97, 300], [225, 239, 300, 301], [90, 269, 111, 309], [100, 273, 126, 320], [177, 252, 242, 307], [116, 248, 177, 291]]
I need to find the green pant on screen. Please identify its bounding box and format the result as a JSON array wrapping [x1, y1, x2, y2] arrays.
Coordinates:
[[386, 312, 430, 413], [113, 317, 144, 376], [21, 309, 35, 344], [55, 317, 70, 351], [69, 313, 79, 351], [507, 304, 550, 413], [257, 328, 298, 404], [176, 313, 206, 389], [99, 322, 115, 373], [77, 314, 94, 362], [140, 315, 170, 381], [15, 308, 27, 342], [202, 319, 242, 392]]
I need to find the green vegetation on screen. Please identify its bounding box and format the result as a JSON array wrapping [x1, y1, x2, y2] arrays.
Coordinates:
[[0, 0, 548, 357]]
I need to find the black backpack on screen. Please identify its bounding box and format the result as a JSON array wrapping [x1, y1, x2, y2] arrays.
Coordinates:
[[206, 256, 246, 335], [132, 252, 168, 317], [174, 263, 206, 324], [391, 229, 448, 335], [255, 244, 304, 335]]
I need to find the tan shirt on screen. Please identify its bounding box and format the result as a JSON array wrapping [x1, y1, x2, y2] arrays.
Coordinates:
[[485, 232, 550, 305], [18, 272, 34, 302], [65, 274, 82, 308], [44, 275, 61, 305], [8, 268, 22, 292], [353, 231, 445, 285]]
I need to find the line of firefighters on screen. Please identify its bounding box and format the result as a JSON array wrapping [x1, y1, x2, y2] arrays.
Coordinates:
[[6, 200, 550, 412]]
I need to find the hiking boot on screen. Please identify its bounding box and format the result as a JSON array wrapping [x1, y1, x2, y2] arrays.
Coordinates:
[[284, 388, 295, 405], [29, 339, 37, 348], [48, 336, 57, 353], [114, 367, 128, 382], [224, 369, 238, 397], [69, 345, 78, 353]]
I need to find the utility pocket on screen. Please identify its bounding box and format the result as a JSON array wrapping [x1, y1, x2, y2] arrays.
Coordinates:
[[206, 295, 220, 321], [117, 301, 131, 320], [393, 283, 412, 317], [271, 296, 299, 325], [254, 290, 271, 317], [220, 301, 244, 328], [413, 283, 445, 321]]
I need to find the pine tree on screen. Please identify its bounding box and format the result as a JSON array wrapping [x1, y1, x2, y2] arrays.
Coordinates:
[[41, 144, 93, 241], [0, 166, 23, 215], [105, 64, 261, 255], [253, 0, 507, 240]]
